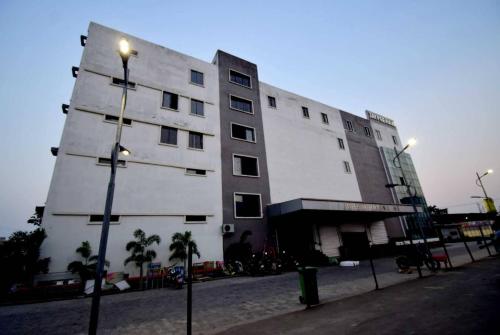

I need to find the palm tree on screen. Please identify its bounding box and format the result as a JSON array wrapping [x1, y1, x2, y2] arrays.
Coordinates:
[[67, 241, 109, 281], [124, 229, 161, 290], [169, 231, 201, 270]]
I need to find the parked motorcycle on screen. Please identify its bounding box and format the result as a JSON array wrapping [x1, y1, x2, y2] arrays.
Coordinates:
[[165, 265, 184, 289]]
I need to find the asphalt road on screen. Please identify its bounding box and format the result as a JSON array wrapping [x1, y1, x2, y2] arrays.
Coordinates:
[[217, 256, 500, 335]]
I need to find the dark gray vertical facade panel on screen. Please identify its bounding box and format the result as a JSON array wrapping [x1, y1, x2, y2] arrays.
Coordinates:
[[339, 111, 404, 238], [215, 50, 272, 252]]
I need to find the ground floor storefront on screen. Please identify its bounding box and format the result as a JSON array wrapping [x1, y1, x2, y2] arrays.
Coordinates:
[[268, 198, 418, 261]]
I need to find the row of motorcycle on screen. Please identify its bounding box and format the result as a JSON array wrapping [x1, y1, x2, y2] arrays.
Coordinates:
[[225, 250, 299, 276]]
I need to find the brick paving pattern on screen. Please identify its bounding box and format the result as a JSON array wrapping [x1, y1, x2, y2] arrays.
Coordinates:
[[0, 243, 491, 335]]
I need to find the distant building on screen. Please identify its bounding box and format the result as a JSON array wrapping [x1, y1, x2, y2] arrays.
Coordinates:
[[41, 22, 426, 274]]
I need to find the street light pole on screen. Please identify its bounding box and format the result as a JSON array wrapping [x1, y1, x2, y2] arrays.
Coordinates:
[[393, 145, 430, 248], [89, 38, 131, 335], [476, 170, 493, 199]]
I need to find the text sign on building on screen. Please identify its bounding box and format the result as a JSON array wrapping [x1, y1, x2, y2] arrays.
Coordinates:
[[366, 110, 395, 127]]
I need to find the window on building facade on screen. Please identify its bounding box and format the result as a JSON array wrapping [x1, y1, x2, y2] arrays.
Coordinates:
[[189, 131, 203, 149], [399, 177, 406, 185], [162, 91, 179, 110], [234, 193, 262, 218], [190, 99, 204, 116], [229, 69, 251, 88], [89, 214, 120, 223], [268, 96, 276, 108], [190, 70, 204, 86], [97, 157, 126, 167], [375, 129, 382, 140], [233, 155, 259, 177], [321, 113, 329, 124], [302, 107, 310, 118], [186, 168, 206, 176], [185, 215, 207, 223], [364, 126, 371, 137], [231, 123, 256, 142], [338, 138, 345, 150], [392, 135, 398, 145], [346, 120, 354, 132], [230, 95, 253, 114], [104, 114, 132, 125], [111, 77, 136, 89], [343, 161, 352, 174], [160, 126, 178, 145]]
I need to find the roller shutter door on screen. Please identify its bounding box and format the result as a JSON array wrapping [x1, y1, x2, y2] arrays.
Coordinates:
[[319, 225, 341, 257], [369, 221, 389, 245]]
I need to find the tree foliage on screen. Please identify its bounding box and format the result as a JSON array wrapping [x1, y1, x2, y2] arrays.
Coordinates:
[[67, 241, 109, 281], [169, 231, 201, 269], [224, 230, 253, 264], [124, 229, 161, 289], [0, 227, 50, 294]]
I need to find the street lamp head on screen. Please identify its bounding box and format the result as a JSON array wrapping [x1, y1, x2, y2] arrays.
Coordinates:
[[119, 38, 131, 64], [119, 38, 130, 55], [407, 137, 417, 148], [487, 169, 493, 175], [119, 145, 131, 156]]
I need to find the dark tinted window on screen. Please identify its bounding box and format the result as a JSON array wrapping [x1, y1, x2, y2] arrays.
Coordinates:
[[161, 126, 178, 145], [231, 123, 255, 142], [98, 157, 126, 166], [302, 107, 309, 118], [162, 91, 179, 110], [321, 113, 329, 124], [234, 155, 259, 176], [392, 135, 398, 145], [234, 193, 261, 218], [185, 215, 206, 222], [230, 96, 253, 113], [191, 99, 204, 116], [364, 127, 371, 137], [190, 70, 204, 85], [104, 114, 132, 125], [229, 70, 251, 88], [186, 168, 206, 176], [89, 214, 120, 222], [346, 120, 354, 131], [112, 77, 136, 89], [338, 138, 345, 150], [268, 96, 276, 108], [189, 132, 203, 149]]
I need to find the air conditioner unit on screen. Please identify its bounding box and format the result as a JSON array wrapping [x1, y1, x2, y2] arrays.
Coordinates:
[[222, 224, 235, 234]]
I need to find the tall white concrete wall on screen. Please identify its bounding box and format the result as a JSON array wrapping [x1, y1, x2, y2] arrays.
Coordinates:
[[260, 82, 362, 203], [42, 22, 223, 275]]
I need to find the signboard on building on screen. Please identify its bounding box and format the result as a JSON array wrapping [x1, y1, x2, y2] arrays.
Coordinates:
[[366, 110, 395, 127]]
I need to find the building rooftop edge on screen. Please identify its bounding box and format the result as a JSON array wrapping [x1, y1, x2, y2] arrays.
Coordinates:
[[89, 21, 396, 125]]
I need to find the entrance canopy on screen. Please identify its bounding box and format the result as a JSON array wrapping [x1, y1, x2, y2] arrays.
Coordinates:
[[268, 198, 419, 223]]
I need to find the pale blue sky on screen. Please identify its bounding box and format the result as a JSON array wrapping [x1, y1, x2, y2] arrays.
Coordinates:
[[1, 0, 499, 236]]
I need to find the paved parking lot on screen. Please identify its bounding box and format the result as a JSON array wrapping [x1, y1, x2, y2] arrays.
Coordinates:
[[0, 242, 492, 335]]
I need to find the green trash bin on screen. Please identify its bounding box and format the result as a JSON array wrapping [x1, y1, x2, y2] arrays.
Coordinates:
[[298, 267, 319, 306]]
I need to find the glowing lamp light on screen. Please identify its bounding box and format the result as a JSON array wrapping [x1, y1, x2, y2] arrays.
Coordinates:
[[407, 138, 417, 148], [119, 38, 130, 56], [487, 169, 493, 174]]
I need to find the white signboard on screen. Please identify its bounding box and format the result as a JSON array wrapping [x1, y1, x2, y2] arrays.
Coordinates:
[[367, 110, 395, 127]]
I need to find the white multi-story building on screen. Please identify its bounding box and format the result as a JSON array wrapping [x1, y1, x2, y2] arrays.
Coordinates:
[[41, 22, 425, 275]]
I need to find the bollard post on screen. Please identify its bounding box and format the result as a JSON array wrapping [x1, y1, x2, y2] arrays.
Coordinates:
[[187, 243, 193, 335], [478, 226, 492, 256], [368, 243, 379, 290], [436, 227, 453, 269], [458, 226, 475, 262]]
